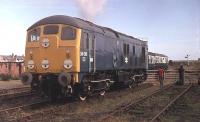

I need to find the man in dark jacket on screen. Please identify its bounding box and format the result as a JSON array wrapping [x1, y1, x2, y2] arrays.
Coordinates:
[[178, 65, 185, 85]]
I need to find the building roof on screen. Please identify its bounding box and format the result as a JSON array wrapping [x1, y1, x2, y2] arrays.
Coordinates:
[[0, 54, 24, 62]]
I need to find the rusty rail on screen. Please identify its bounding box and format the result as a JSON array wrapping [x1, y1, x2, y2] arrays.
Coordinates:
[[9, 83, 155, 122], [0, 86, 33, 100], [150, 84, 192, 122], [0, 100, 49, 114], [8, 100, 76, 122], [0, 99, 49, 122], [97, 84, 173, 122], [0, 86, 30, 95]]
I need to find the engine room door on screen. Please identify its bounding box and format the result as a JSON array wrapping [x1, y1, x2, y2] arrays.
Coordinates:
[[88, 33, 96, 73]]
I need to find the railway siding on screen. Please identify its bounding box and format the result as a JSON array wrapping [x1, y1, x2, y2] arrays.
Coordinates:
[[161, 85, 200, 122], [99, 84, 193, 122]]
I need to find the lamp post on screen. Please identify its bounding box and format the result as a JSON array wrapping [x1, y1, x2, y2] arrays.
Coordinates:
[[185, 54, 190, 66]]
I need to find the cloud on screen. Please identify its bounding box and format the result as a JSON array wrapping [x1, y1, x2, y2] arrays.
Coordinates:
[[74, 0, 107, 21]]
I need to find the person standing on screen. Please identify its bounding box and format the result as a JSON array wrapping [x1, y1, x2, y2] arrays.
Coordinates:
[[158, 68, 165, 89], [178, 65, 185, 85]]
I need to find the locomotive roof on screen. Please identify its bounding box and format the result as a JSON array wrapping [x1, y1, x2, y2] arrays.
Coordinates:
[[28, 15, 146, 44]]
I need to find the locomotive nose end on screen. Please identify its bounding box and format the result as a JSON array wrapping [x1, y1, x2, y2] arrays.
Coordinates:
[[20, 73, 33, 85]]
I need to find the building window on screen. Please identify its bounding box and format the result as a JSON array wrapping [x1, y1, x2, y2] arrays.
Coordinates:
[[44, 25, 59, 35], [61, 26, 76, 40]]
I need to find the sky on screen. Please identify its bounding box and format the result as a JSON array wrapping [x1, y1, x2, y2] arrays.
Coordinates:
[[0, 0, 199, 60]]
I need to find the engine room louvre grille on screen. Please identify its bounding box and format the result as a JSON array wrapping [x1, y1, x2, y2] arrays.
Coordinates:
[[123, 43, 126, 56], [127, 44, 129, 56], [141, 47, 145, 63], [133, 46, 135, 55], [120, 56, 124, 65], [123, 43, 129, 56]]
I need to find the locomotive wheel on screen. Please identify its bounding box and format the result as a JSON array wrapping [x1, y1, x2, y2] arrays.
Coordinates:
[[78, 76, 90, 101], [129, 82, 136, 89], [128, 84, 133, 89], [79, 94, 87, 101], [99, 90, 105, 96], [127, 78, 134, 89], [31, 81, 40, 91]]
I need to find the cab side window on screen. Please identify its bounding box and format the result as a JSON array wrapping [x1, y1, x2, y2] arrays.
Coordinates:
[[61, 26, 76, 40], [28, 28, 40, 42]]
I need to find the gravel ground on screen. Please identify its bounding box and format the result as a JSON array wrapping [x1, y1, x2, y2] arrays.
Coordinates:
[[0, 80, 27, 89]]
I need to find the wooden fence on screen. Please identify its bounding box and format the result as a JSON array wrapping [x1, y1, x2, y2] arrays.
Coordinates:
[[147, 70, 200, 83]]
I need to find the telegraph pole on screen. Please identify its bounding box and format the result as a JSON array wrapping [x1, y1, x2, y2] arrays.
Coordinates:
[[185, 54, 190, 66]]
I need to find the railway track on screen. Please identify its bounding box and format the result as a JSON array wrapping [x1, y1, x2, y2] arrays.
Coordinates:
[[159, 84, 200, 122], [6, 83, 155, 122], [0, 99, 49, 122], [97, 84, 192, 122], [150, 84, 192, 122], [0, 87, 45, 122], [0, 86, 32, 100], [1, 83, 196, 122], [0, 86, 30, 95]]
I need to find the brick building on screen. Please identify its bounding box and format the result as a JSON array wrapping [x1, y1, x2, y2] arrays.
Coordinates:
[[0, 54, 24, 78]]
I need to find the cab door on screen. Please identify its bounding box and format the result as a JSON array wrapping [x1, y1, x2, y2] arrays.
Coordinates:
[[88, 33, 96, 73]]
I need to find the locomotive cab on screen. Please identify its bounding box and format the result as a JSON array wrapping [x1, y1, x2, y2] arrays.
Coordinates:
[[22, 24, 82, 98]]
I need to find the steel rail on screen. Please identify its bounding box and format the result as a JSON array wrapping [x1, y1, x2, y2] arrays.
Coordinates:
[[0, 86, 30, 95], [0, 99, 49, 115], [150, 84, 192, 122], [0, 92, 37, 103], [10, 83, 155, 122], [97, 84, 173, 122], [8, 100, 76, 122], [0, 86, 33, 100]]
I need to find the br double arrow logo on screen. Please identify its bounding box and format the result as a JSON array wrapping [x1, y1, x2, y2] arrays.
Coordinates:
[[125, 57, 128, 63]]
